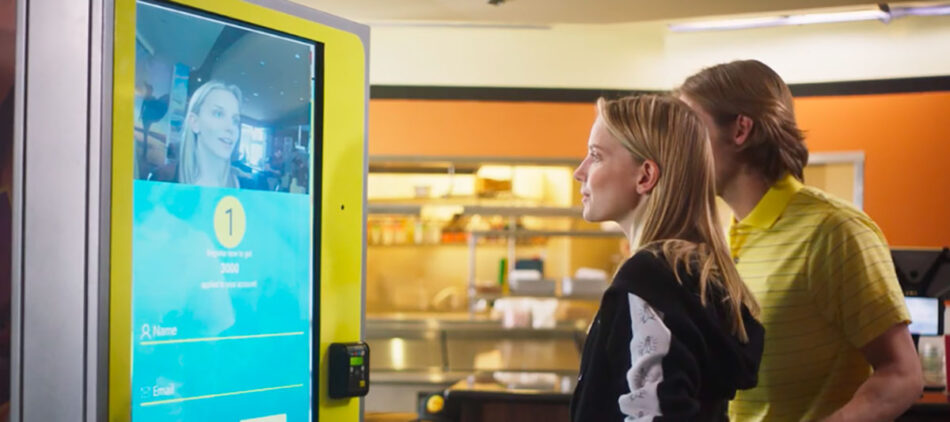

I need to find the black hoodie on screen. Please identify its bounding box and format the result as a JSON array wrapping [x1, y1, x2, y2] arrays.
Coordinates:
[[570, 250, 764, 421]]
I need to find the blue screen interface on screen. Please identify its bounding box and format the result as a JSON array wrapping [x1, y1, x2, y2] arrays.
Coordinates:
[[131, 1, 318, 420]]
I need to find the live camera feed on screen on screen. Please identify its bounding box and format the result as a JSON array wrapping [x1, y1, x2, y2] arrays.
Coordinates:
[[131, 1, 320, 420]]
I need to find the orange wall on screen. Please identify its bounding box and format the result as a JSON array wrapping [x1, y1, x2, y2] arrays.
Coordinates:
[[797, 92, 950, 247], [368, 92, 950, 247], [370, 100, 595, 158]]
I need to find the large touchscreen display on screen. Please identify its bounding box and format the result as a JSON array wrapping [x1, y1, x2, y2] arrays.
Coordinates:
[[131, 1, 320, 420]]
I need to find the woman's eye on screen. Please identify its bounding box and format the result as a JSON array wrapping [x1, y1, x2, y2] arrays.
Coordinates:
[[213, 110, 223, 118]]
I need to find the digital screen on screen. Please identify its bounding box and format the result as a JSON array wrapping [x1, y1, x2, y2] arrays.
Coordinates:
[[349, 357, 363, 367], [131, 1, 320, 420], [906, 297, 940, 336]]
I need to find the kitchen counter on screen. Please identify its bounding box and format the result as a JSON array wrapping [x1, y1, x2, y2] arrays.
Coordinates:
[[901, 392, 950, 421], [416, 372, 574, 422], [412, 375, 949, 422], [365, 317, 587, 414]]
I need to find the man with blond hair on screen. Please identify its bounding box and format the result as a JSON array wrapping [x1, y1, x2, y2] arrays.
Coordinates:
[[677, 60, 922, 421]]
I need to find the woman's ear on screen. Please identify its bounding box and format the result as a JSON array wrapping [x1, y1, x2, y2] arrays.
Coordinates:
[[187, 113, 199, 134], [636, 160, 660, 195]]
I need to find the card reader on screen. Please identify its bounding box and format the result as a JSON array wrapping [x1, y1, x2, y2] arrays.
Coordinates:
[[328, 342, 370, 399]]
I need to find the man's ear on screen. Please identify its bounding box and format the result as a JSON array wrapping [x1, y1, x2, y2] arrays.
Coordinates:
[[734, 114, 754, 147], [636, 160, 660, 195]]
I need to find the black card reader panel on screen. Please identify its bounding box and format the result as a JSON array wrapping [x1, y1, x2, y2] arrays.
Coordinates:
[[328, 342, 370, 399]]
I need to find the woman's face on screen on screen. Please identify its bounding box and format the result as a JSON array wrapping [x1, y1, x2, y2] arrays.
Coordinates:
[[193, 89, 241, 161]]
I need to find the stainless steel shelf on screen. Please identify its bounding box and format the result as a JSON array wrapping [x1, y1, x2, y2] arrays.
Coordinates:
[[469, 230, 623, 238], [369, 155, 581, 167], [460, 205, 581, 217], [367, 203, 422, 215], [367, 204, 582, 217], [473, 293, 601, 301]]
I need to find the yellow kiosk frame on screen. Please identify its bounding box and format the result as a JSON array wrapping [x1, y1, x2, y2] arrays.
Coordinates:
[[108, 0, 367, 420]]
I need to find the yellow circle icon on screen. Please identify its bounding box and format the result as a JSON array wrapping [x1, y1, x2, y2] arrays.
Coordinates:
[[213, 196, 246, 249], [425, 394, 444, 414]]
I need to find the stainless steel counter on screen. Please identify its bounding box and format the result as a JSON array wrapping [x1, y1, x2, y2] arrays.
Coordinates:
[[365, 318, 586, 413]]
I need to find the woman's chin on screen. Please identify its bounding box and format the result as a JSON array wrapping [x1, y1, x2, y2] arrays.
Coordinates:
[[581, 209, 602, 223], [211, 148, 235, 161], [198, 141, 237, 162]]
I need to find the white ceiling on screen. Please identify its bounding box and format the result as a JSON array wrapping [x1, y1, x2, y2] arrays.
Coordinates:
[[291, 0, 912, 25], [211, 35, 313, 123], [138, 2, 314, 124]]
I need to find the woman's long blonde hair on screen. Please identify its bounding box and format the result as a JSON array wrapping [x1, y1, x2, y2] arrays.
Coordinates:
[[178, 81, 243, 186], [598, 95, 760, 343]]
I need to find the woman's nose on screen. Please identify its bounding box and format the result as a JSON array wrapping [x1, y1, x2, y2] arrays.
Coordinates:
[[573, 162, 586, 182]]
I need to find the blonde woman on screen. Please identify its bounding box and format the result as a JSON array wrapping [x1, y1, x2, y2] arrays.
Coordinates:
[[570, 95, 764, 421], [178, 81, 243, 188]]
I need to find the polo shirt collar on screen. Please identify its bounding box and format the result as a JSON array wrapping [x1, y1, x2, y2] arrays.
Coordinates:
[[736, 174, 803, 230]]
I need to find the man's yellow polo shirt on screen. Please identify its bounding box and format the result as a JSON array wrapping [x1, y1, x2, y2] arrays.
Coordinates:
[[728, 175, 910, 421]]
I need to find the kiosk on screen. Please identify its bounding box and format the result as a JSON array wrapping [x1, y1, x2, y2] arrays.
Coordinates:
[[11, 0, 367, 420]]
